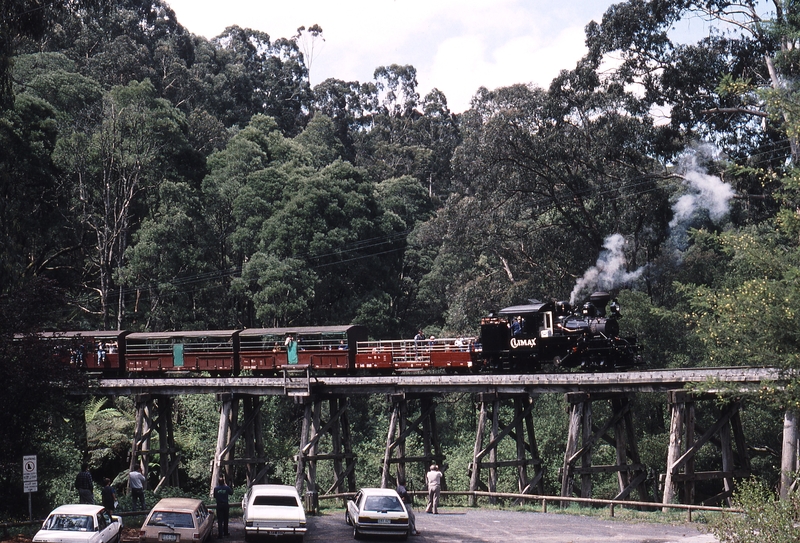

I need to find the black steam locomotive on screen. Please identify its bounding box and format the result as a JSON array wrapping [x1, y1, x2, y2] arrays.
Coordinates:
[[478, 291, 641, 372]]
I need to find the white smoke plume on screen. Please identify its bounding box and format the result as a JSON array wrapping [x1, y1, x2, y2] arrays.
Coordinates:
[[569, 233, 645, 304], [669, 149, 735, 230]]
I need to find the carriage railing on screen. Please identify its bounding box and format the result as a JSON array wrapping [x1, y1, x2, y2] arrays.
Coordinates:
[[126, 338, 235, 355], [356, 337, 477, 364], [239, 335, 349, 352]]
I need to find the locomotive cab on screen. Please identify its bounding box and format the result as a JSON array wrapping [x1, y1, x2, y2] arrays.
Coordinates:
[[479, 301, 558, 372]]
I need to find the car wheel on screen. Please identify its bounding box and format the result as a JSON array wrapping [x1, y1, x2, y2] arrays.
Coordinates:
[[353, 525, 361, 540], [345, 510, 352, 526]]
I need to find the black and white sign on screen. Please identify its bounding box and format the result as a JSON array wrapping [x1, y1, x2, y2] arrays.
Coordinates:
[[23, 455, 37, 492]]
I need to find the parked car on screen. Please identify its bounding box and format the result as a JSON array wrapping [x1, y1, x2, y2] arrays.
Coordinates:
[[241, 484, 306, 542], [33, 504, 123, 543], [345, 488, 409, 540], [139, 498, 214, 543]]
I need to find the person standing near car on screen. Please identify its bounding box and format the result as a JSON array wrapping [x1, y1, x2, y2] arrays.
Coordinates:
[[101, 478, 117, 513], [396, 477, 419, 536], [129, 466, 147, 511], [425, 464, 442, 514], [214, 476, 233, 538], [75, 463, 94, 504]]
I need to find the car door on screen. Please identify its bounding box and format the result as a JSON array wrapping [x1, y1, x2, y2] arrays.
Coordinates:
[[241, 489, 250, 522], [95, 510, 117, 543], [197, 503, 212, 542], [347, 491, 362, 524]]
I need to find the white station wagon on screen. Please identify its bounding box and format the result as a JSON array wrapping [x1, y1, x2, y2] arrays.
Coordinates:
[[33, 504, 123, 543], [242, 484, 306, 542], [345, 488, 409, 540]]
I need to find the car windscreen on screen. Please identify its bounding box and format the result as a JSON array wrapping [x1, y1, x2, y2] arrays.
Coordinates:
[[44, 515, 94, 531], [147, 511, 195, 528], [252, 495, 299, 507], [363, 496, 403, 512]]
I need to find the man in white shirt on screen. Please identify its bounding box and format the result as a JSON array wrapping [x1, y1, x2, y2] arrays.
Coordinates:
[[425, 464, 443, 514], [129, 466, 147, 510]]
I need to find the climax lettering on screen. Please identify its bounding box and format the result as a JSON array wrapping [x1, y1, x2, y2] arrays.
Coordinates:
[[510, 338, 537, 349]]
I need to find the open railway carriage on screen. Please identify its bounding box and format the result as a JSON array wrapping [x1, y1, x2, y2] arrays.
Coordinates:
[[479, 291, 641, 372], [125, 330, 239, 373], [354, 337, 478, 373], [239, 325, 368, 374], [18, 331, 128, 374]]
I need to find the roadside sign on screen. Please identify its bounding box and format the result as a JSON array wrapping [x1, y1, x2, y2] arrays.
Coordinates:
[[23, 480, 38, 492], [23, 455, 37, 481]]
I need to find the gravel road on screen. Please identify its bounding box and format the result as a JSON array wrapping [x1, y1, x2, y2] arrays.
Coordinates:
[[219, 507, 719, 543]]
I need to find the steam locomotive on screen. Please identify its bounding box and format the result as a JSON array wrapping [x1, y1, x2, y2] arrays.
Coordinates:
[[20, 292, 640, 375], [479, 291, 641, 372]]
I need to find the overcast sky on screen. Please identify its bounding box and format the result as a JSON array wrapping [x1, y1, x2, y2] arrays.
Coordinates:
[[164, 0, 714, 113]]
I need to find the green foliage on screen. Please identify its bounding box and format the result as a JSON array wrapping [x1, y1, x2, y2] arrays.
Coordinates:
[[711, 479, 800, 543], [676, 226, 800, 377]]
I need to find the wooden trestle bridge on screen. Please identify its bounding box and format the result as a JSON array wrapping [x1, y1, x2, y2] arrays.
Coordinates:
[[88, 367, 799, 509]]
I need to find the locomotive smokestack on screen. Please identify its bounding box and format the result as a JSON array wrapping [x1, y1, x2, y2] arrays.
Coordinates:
[[589, 292, 611, 317]]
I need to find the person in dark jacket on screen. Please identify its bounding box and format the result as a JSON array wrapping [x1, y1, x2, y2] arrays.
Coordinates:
[[214, 476, 233, 537], [396, 477, 419, 536], [75, 463, 94, 504], [101, 478, 117, 512]]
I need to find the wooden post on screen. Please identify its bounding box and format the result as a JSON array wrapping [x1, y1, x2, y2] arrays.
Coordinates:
[[382, 399, 401, 488], [662, 393, 684, 507], [295, 399, 312, 493], [468, 397, 488, 506], [210, 394, 232, 495], [130, 394, 152, 492], [488, 396, 499, 503], [340, 400, 358, 494], [153, 396, 179, 492], [780, 409, 798, 500], [330, 398, 344, 493], [561, 399, 582, 503], [580, 400, 593, 500], [514, 396, 529, 493], [684, 399, 695, 505]]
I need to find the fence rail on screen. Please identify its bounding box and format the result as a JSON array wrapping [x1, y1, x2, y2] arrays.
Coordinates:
[[318, 489, 743, 522]]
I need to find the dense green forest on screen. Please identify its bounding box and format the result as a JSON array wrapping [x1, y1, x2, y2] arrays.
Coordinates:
[[3, 0, 800, 528]]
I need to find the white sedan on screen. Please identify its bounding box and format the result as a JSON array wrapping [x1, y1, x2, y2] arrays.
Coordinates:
[[33, 504, 123, 543], [345, 488, 409, 540], [242, 484, 306, 542]]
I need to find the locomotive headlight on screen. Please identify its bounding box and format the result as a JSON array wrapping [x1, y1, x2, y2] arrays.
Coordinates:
[[609, 300, 620, 315]]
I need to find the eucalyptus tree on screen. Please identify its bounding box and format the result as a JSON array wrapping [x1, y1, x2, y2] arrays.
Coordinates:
[[192, 25, 312, 134], [312, 77, 379, 162], [55, 79, 191, 329], [0, 0, 103, 109]]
